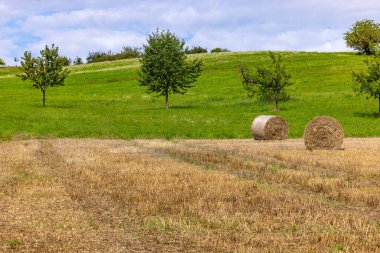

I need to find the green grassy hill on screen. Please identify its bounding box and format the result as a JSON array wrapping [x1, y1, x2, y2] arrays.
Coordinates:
[[0, 51, 378, 139]]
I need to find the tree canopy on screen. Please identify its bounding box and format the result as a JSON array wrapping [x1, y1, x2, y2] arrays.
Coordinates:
[[17, 44, 71, 107], [73, 56, 83, 65], [352, 56, 380, 116], [138, 29, 203, 109], [211, 48, 230, 53], [344, 19, 380, 55], [86, 46, 141, 63], [185, 46, 208, 54], [240, 51, 292, 111]]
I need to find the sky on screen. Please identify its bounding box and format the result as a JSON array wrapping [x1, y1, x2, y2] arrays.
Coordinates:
[[1, 0, 380, 65]]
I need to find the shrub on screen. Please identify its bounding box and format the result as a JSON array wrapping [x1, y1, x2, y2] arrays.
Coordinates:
[[211, 47, 230, 53], [61, 56, 71, 66], [185, 46, 208, 54], [121, 46, 142, 58], [86, 47, 142, 63], [73, 56, 83, 65]]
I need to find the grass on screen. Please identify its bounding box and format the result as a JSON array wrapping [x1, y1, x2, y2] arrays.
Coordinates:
[[0, 51, 379, 139], [6, 239, 23, 249], [0, 138, 379, 252]]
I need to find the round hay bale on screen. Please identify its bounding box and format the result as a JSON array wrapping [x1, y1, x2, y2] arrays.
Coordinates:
[[304, 116, 344, 150], [251, 115, 288, 140]]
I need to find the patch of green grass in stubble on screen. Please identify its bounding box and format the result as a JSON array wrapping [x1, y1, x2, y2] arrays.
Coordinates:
[[0, 51, 379, 140], [6, 239, 23, 249], [328, 243, 345, 253], [14, 171, 53, 181]]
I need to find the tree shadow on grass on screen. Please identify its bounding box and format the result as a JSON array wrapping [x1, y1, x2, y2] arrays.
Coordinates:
[[146, 105, 200, 110], [30, 104, 75, 109], [353, 111, 380, 118]]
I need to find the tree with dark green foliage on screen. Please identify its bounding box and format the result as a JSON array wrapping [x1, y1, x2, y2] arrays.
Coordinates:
[[185, 46, 207, 54], [352, 56, 380, 116], [344, 19, 380, 55], [61, 56, 71, 66], [0, 58, 5, 66], [211, 47, 230, 53], [139, 29, 203, 109], [86, 47, 141, 63], [17, 44, 71, 107], [73, 56, 83, 65], [86, 50, 109, 63], [121, 46, 142, 58], [240, 51, 292, 112]]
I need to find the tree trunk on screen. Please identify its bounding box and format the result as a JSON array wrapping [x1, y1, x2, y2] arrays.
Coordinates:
[[165, 92, 169, 109], [42, 90, 46, 107], [364, 44, 371, 55], [275, 97, 279, 112]]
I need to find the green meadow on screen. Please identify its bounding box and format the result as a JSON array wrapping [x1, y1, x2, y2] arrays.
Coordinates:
[[0, 51, 379, 139]]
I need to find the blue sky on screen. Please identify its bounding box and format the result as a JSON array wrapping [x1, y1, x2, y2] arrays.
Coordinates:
[[1, 0, 380, 65]]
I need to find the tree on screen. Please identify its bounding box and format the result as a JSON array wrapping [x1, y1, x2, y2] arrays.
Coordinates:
[[121, 46, 142, 58], [0, 58, 5, 66], [352, 56, 380, 116], [211, 47, 230, 53], [240, 51, 292, 111], [185, 46, 207, 54], [344, 19, 380, 55], [86, 50, 108, 63], [17, 44, 71, 107], [61, 56, 71, 66], [86, 47, 141, 63], [73, 56, 83, 65], [138, 29, 203, 109]]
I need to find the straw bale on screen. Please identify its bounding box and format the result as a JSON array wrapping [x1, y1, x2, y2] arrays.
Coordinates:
[[304, 116, 344, 150], [251, 115, 288, 140]]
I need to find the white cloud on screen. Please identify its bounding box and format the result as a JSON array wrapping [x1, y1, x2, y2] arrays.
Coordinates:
[[0, 38, 18, 64], [25, 29, 146, 59], [1, 0, 379, 64], [189, 28, 351, 52], [308, 39, 348, 52]]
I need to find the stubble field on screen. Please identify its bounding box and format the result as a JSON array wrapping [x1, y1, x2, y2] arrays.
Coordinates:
[[0, 138, 379, 252]]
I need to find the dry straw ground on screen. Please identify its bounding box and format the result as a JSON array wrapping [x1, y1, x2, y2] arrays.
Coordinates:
[[0, 138, 379, 252]]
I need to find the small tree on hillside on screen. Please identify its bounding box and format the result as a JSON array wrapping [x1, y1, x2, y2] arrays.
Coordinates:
[[121, 46, 142, 58], [185, 46, 207, 54], [240, 51, 292, 111], [211, 47, 230, 53], [17, 44, 71, 107], [73, 56, 83, 65], [61, 56, 71, 66], [139, 29, 203, 109], [344, 19, 380, 55], [352, 56, 380, 116]]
